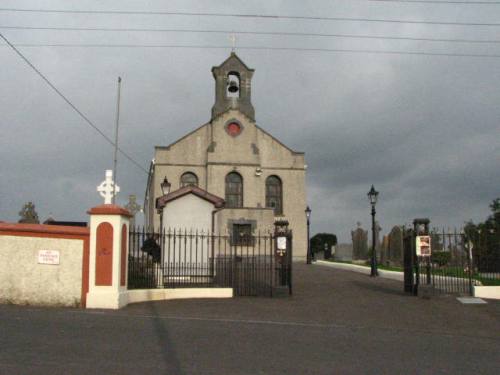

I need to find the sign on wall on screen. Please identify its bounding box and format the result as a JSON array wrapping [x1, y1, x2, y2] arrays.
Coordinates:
[[38, 250, 60, 265], [416, 236, 432, 257]]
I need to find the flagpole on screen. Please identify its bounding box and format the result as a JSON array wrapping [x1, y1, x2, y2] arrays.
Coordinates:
[[112, 76, 122, 204]]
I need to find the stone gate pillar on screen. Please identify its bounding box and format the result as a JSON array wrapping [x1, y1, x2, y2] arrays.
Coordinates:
[[86, 204, 131, 309]]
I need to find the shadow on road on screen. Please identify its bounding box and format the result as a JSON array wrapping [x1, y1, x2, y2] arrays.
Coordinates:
[[350, 280, 406, 296], [146, 302, 184, 374]]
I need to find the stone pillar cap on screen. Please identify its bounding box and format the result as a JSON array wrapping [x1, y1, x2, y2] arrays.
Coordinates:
[[87, 204, 132, 217]]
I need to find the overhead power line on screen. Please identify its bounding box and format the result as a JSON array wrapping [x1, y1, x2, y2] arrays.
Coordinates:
[[369, 1, 500, 4], [5, 42, 500, 58], [0, 32, 149, 175], [1, 25, 499, 44], [0, 7, 500, 27]]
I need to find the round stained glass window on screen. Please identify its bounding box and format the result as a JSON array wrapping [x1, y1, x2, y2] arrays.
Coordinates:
[[227, 122, 242, 136]]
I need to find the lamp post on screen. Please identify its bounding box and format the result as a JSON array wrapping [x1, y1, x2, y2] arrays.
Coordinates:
[[305, 206, 312, 264], [158, 177, 171, 231], [367, 185, 379, 277], [160, 177, 171, 196]]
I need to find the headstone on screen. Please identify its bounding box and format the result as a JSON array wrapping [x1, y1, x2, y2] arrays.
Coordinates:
[[351, 223, 368, 261], [18, 202, 40, 224], [375, 221, 382, 249], [125, 194, 142, 228], [387, 225, 404, 265], [380, 234, 390, 265], [334, 243, 353, 262]]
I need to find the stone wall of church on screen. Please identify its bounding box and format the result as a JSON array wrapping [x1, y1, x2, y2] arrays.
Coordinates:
[[215, 207, 275, 235], [207, 111, 260, 165], [149, 109, 307, 259], [155, 124, 210, 165]]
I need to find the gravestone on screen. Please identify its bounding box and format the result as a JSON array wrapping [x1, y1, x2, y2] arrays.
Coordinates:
[[374, 221, 382, 249], [374, 221, 382, 261], [351, 223, 368, 261], [387, 225, 404, 265], [334, 243, 353, 262], [125, 194, 142, 228], [380, 234, 390, 265], [18, 202, 40, 224]]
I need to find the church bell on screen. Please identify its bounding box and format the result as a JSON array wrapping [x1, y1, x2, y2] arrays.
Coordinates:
[[227, 80, 239, 93]]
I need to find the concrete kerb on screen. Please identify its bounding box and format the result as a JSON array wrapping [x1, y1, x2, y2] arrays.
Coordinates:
[[127, 288, 234, 305], [315, 260, 404, 282]]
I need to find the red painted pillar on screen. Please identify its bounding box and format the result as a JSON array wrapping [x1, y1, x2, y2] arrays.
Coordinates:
[[86, 204, 131, 309]]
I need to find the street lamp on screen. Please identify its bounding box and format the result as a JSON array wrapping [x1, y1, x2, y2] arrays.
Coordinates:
[[305, 206, 312, 264], [160, 176, 171, 196], [367, 185, 379, 277], [158, 177, 171, 232]]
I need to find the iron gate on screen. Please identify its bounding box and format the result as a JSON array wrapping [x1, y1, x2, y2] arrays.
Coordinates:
[[403, 219, 500, 296], [127, 227, 292, 297]]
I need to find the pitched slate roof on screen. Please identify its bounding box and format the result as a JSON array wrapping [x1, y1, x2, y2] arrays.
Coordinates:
[[156, 185, 225, 209]]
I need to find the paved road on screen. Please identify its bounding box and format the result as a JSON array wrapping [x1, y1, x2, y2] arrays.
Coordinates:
[[1, 263, 499, 375]]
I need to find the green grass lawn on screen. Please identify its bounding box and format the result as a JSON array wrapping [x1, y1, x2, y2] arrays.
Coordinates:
[[324, 259, 500, 286], [474, 275, 500, 286]]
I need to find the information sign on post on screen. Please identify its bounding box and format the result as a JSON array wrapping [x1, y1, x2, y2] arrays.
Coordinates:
[[416, 236, 432, 257], [277, 236, 287, 257]]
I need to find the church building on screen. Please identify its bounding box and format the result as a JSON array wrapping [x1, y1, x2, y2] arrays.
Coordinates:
[[144, 53, 308, 259]]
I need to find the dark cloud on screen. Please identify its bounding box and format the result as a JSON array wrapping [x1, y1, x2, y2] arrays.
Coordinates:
[[1, 0, 499, 241]]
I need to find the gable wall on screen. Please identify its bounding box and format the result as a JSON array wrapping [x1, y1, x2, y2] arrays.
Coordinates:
[[155, 125, 210, 165], [163, 194, 215, 232], [148, 110, 307, 259], [207, 111, 260, 165]]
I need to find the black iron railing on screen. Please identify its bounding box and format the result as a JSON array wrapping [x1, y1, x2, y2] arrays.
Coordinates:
[[404, 228, 499, 296], [128, 227, 292, 297]]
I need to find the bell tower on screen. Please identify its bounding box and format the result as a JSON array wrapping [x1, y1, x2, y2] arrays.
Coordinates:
[[211, 52, 255, 121]]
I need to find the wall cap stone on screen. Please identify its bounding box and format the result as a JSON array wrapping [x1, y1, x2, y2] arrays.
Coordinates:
[[0, 222, 89, 237], [87, 204, 132, 217]]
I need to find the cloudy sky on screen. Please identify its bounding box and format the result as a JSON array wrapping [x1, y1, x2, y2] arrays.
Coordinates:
[[1, 0, 499, 242]]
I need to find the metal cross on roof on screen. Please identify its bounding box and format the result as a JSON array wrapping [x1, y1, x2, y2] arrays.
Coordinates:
[[229, 34, 236, 51], [97, 170, 120, 204]]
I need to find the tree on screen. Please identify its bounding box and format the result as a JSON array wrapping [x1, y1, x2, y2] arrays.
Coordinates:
[[18, 202, 40, 224], [310, 233, 337, 259], [464, 198, 500, 269]]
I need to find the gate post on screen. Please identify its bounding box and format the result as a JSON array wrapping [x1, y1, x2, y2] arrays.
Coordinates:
[[86, 204, 131, 309], [403, 227, 415, 294], [404, 219, 431, 296], [274, 219, 292, 297]]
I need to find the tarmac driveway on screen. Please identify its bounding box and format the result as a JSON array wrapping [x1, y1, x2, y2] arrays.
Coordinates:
[[0, 263, 499, 374]]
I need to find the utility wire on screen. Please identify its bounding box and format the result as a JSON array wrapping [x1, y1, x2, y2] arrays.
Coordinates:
[[369, 1, 500, 4], [5, 42, 500, 58], [1, 25, 499, 44], [0, 32, 149, 175], [0, 7, 499, 27]]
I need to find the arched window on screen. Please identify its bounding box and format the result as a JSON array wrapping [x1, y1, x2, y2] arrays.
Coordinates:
[[225, 172, 243, 208], [180, 172, 198, 188], [266, 175, 282, 215]]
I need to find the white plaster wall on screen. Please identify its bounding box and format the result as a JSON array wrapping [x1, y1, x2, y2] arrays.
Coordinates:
[[474, 286, 500, 300], [163, 194, 215, 232], [127, 288, 233, 305], [86, 214, 129, 309], [0, 235, 83, 306]]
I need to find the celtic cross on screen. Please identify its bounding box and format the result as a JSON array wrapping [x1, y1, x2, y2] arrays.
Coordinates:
[[97, 170, 120, 204]]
